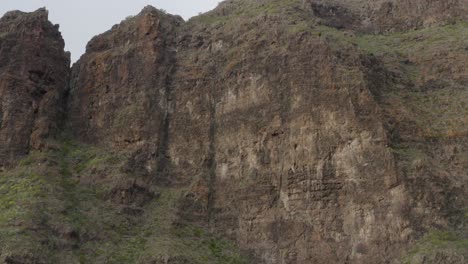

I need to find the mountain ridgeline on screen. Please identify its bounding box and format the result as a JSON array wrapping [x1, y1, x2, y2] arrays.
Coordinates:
[[0, 0, 467, 263]]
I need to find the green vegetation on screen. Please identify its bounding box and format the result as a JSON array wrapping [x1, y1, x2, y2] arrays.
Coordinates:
[[189, 0, 302, 25], [0, 137, 247, 263], [395, 88, 468, 138], [0, 169, 52, 257], [309, 21, 468, 138], [227, 0, 301, 17], [300, 20, 468, 59], [391, 144, 426, 160], [403, 230, 468, 264], [81, 187, 247, 264], [190, 2, 468, 140], [0, 138, 124, 262], [355, 21, 468, 56]]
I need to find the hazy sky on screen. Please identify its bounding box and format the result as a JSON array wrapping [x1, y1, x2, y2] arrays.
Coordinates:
[[0, 0, 222, 62]]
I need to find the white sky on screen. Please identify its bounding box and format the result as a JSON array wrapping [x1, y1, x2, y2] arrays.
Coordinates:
[[0, 0, 222, 62]]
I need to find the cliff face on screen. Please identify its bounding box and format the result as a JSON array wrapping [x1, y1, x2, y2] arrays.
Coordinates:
[[173, 11, 404, 264], [67, 7, 184, 195], [169, 1, 466, 263], [0, 1, 466, 263], [68, 7, 182, 152], [0, 9, 70, 168]]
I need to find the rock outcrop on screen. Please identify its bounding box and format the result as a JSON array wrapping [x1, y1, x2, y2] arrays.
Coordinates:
[[68, 7, 182, 152], [0, 1, 466, 263], [0, 8, 70, 168]]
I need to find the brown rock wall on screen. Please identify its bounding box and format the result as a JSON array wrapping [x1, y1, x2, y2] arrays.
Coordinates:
[[0, 8, 70, 167]]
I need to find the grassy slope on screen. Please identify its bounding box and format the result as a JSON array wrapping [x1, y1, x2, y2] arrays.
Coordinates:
[[317, 21, 468, 137], [0, 137, 247, 263], [190, 0, 466, 139], [402, 230, 468, 263]]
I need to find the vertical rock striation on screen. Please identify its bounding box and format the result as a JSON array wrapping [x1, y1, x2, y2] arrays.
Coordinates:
[[172, 5, 405, 263], [68, 7, 181, 150], [67, 7, 184, 187], [0, 8, 70, 167], [64, 0, 468, 263]]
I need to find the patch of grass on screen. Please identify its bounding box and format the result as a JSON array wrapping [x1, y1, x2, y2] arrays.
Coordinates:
[[168, 223, 247, 264], [310, 21, 468, 140], [391, 145, 426, 159], [403, 230, 468, 263], [0, 155, 68, 262], [0, 171, 47, 224], [189, 13, 230, 25], [355, 21, 468, 56], [311, 21, 468, 75], [17, 156, 35, 167], [1, 136, 248, 263], [189, 0, 302, 25], [393, 88, 468, 138], [286, 20, 316, 35]]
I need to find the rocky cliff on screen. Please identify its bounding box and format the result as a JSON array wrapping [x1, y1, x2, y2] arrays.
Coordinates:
[[0, 1, 466, 263], [0, 8, 70, 168]]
